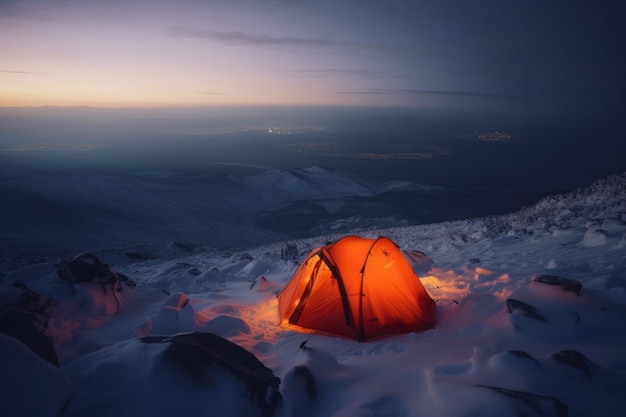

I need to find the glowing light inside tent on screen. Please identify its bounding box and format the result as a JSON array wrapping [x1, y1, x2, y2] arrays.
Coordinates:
[[278, 236, 436, 341]]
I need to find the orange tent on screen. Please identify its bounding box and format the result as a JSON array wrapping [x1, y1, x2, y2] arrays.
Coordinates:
[[278, 236, 436, 341]]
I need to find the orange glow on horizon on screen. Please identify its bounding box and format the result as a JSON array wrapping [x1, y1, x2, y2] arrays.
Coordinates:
[[0, 87, 394, 108]]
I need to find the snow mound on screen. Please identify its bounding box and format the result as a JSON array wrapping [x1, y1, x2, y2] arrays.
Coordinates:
[[0, 333, 72, 417], [1, 172, 626, 416]]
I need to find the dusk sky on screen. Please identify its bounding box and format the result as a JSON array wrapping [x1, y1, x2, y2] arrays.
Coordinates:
[[1, 0, 623, 120]]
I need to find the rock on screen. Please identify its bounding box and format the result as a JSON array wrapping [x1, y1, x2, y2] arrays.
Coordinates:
[[294, 365, 318, 400], [0, 281, 58, 367], [506, 299, 546, 321], [505, 350, 541, 367], [478, 385, 568, 417], [281, 244, 299, 261], [550, 350, 592, 378], [142, 332, 282, 416], [0, 306, 59, 367], [12, 280, 56, 321], [240, 253, 255, 262], [530, 274, 583, 295], [56, 253, 135, 314], [57, 253, 135, 288]]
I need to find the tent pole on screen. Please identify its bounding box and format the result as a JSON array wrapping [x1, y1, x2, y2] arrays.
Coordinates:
[[299, 317, 328, 349]]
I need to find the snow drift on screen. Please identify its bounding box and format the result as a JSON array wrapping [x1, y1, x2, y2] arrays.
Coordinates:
[[1, 172, 625, 417]]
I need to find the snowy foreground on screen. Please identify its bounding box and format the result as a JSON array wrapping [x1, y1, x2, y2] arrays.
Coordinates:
[[2, 173, 626, 417]]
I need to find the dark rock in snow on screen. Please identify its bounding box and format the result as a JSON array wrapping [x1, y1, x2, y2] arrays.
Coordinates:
[[57, 253, 135, 313], [530, 274, 583, 295], [240, 253, 255, 262], [294, 365, 318, 400], [506, 350, 541, 367], [57, 253, 129, 287], [486, 350, 543, 377], [0, 281, 58, 366], [187, 267, 202, 276], [506, 298, 547, 321], [478, 385, 568, 417], [550, 350, 593, 378], [9, 280, 55, 330], [281, 243, 299, 261], [0, 306, 59, 367], [142, 332, 282, 416]]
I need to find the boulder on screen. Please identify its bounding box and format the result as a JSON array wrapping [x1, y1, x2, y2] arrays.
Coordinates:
[[501, 350, 541, 367], [506, 298, 546, 322], [550, 350, 592, 378], [0, 281, 58, 367], [530, 274, 583, 295], [56, 253, 135, 314], [142, 332, 282, 416], [294, 365, 318, 400], [478, 385, 568, 417], [57, 253, 134, 288], [0, 306, 58, 367]]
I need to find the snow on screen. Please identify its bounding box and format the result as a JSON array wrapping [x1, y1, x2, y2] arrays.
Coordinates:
[[1, 171, 625, 417], [0, 165, 533, 254]]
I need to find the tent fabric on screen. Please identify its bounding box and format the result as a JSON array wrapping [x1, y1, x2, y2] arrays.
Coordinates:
[[278, 236, 436, 341]]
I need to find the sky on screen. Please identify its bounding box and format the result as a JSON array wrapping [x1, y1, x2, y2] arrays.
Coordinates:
[[1, 0, 624, 120]]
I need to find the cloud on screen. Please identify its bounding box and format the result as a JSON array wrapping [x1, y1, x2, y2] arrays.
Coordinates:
[[193, 91, 229, 95], [3, 143, 110, 152], [284, 68, 388, 76], [0, 69, 35, 74], [336, 88, 511, 98], [279, 68, 421, 81], [168, 27, 377, 51]]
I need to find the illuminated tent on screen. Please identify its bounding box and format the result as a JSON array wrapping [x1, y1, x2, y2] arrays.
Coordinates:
[[278, 236, 436, 341]]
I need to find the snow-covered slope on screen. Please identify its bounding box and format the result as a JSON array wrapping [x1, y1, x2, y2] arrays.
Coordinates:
[[0, 165, 544, 255], [1, 172, 625, 417]]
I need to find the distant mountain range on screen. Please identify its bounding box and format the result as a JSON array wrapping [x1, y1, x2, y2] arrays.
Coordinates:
[[1, 166, 552, 255]]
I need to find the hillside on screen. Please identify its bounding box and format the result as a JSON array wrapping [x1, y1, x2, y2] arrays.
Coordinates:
[[1, 172, 625, 417]]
